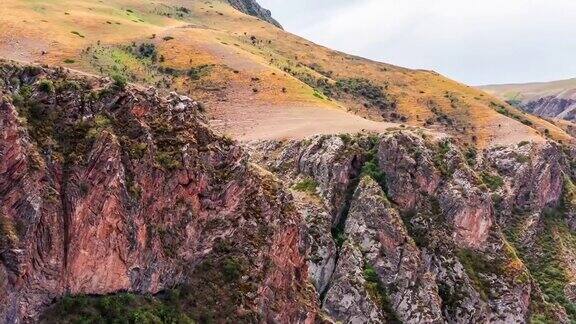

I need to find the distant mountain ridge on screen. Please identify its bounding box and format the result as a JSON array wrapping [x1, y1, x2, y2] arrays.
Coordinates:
[[480, 78, 576, 121]]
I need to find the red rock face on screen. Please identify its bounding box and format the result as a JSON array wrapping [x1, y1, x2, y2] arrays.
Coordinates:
[[378, 133, 441, 211], [0, 63, 317, 322]]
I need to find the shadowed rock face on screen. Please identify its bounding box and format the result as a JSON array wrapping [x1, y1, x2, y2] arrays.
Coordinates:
[[226, 0, 283, 28], [0, 62, 317, 322]]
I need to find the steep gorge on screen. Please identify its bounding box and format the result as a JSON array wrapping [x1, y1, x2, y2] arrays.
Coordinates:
[[523, 96, 576, 121]]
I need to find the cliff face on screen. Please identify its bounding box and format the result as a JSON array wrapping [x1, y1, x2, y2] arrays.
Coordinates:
[[249, 131, 576, 323], [2, 61, 576, 323], [0, 62, 316, 322], [226, 0, 283, 28]]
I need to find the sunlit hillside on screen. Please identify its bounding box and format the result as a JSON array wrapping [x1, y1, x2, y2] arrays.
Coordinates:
[[1, 0, 571, 146]]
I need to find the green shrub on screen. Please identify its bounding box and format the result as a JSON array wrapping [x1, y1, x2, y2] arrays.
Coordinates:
[[111, 74, 127, 90], [522, 119, 533, 126], [362, 159, 386, 190], [518, 141, 530, 147], [481, 172, 504, 191], [41, 293, 194, 323], [465, 147, 477, 166], [187, 65, 212, 80], [363, 264, 400, 322], [136, 43, 158, 61], [38, 80, 55, 94], [335, 78, 395, 111], [59, 80, 81, 91], [514, 153, 530, 164], [517, 215, 576, 320], [293, 178, 318, 195], [222, 257, 242, 282], [332, 225, 346, 248], [456, 250, 491, 301], [156, 151, 181, 170], [128, 142, 148, 159], [433, 141, 451, 177]]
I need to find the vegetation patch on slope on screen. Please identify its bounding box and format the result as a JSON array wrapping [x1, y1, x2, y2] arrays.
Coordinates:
[[363, 263, 401, 323]]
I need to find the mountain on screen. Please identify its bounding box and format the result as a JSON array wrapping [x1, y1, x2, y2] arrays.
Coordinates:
[[0, 0, 571, 146], [3, 61, 576, 323], [2, 1, 576, 323], [481, 78, 576, 121]]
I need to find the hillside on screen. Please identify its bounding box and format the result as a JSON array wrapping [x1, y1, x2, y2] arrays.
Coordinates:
[[481, 78, 576, 122], [0, 0, 572, 147]]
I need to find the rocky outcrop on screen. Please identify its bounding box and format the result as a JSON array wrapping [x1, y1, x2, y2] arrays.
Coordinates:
[[226, 0, 283, 28], [324, 177, 444, 323], [249, 130, 575, 323], [486, 141, 564, 213], [249, 136, 367, 225], [377, 132, 441, 211], [378, 133, 493, 248], [295, 193, 337, 296], [0, 62, 317, 322], [322, 241, 387, 324]]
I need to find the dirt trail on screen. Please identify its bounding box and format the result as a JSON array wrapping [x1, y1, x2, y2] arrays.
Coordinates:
[[209, 104, 401, 141]]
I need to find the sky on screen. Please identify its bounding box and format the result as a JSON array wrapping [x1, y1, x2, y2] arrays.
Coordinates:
[[258, 0, 576, 86]]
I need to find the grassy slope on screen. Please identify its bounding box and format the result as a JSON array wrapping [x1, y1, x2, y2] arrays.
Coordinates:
[[0, 0, 572, 147]]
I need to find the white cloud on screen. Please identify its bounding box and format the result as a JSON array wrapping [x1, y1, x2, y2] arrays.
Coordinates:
[[259, 0, 576, 85]]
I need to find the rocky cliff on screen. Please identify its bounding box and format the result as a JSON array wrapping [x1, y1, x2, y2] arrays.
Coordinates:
[[0, 62, 315, 322], [2, 61, 576, 323], [226, 0, 283, 28], [249, 131, 576, 323]]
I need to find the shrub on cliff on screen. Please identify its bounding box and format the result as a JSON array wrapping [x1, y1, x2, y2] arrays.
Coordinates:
[[111, 74, 127, 90], [293, 178, 318, 196], [38, 80, 55, 94], [481, 172, 504, 191]]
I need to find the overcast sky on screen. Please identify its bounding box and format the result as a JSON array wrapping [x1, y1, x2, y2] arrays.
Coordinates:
[[259, 0, 576, 86]]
